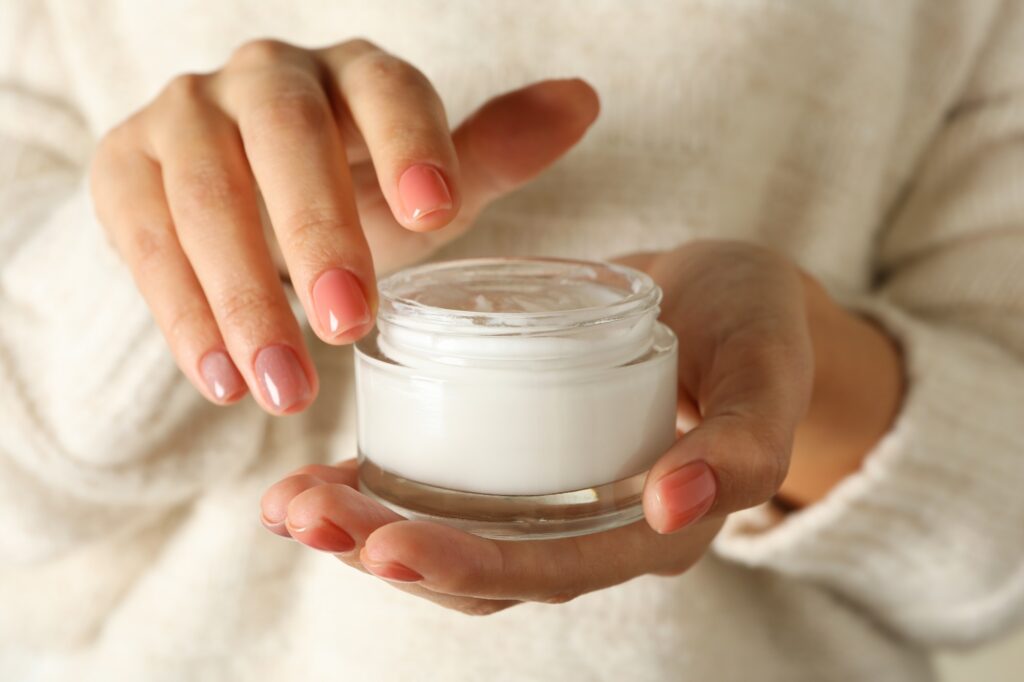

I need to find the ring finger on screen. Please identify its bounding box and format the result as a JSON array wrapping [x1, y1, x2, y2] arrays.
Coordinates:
[[149, 75, 317, 414]]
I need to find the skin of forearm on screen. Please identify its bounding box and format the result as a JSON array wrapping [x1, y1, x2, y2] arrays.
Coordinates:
[[777, 276, 906, 508]]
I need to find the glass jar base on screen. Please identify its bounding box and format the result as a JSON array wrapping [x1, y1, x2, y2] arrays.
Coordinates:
[[357, 458, 649, 541]]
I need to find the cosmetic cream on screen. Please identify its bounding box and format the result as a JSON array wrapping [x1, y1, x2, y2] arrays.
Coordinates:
[[355, 258, 677, 539]]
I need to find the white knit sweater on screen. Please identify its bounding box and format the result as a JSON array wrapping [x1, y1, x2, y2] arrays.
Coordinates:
[[2, 1, 1023, 680]]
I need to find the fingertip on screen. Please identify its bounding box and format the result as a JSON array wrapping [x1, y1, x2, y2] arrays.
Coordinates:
[[362, 520, 434, 569], [363, 520, 486, 585], [260, 472, 325, 536], [557, 77, 601, 126], [286, 482, 405, 550], [287, 516, 357, 554], [315, 318, 376, 346], [310, 267, 376, 345], [395, 163, 458, 232], [643, 459, 718, 535], [198, 349, 248, 405], [201, 386, 249, 407], [252, 343, 317, 416]]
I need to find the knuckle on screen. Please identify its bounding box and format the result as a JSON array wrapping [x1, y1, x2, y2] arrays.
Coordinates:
[[175, 160, 247, 216], [277, 208, 358, 275], [355, 52, 430, 92], [382, 122, 448, 162], [247, 86, 329, 137], [214, 286, 281, 331], [90, 133, 133, 211], [340, 37, 379, 55], [96, 117, 140, 158], [744, 426, 790, 498], [164, 301, 213, 346], [160, 72, 208, 105], [123, 222, 173, 269], [229, 38, 292, 69], [281, 206, 349, 247]]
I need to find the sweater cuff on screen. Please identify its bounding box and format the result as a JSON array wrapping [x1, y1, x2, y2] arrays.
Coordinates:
[[713, 294, 1024, 645]]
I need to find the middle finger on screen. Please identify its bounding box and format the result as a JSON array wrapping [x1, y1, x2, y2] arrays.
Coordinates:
[[217, 41, 375, 345], [150, 78, 316, 415]]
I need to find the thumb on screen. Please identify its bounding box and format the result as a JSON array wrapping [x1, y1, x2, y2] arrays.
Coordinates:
[[642, 413, 795, 535], [453, 78, 600, 212], [643, 343, 812, 535]]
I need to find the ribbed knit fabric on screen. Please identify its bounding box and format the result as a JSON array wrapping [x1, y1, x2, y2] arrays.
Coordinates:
[[1, 1, 1022, 680]]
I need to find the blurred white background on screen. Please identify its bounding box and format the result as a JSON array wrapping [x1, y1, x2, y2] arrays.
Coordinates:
[[938, 628, 1024, 681]]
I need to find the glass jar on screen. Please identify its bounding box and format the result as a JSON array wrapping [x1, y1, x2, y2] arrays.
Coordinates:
[[354, 258, 678, 540]]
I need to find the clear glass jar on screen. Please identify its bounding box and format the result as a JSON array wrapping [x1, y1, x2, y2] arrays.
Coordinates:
[[354, 258, 677, 540]]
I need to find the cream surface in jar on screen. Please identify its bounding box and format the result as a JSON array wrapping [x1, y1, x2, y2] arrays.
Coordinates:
[[354, 258, 678, 539]]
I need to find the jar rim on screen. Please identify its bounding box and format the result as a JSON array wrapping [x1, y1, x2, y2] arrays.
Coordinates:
[[377, 257, 661, 336]]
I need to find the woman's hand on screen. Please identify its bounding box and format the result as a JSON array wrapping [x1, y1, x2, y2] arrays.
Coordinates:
[[90, 38, 599, 414], [260, 240, 903, 615]]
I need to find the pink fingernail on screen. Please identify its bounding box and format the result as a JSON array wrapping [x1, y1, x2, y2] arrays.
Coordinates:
[[397, 164, 452, 222], [654, 461, 717, 533], [254, 345, 311, 413], [366, 560, 423, 583], [311, 268, 371, 339], [289, 518, 356, 553], [199, 350, 245, 403]]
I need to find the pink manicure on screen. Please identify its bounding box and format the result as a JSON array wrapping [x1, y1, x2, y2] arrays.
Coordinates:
[[397, 164, 452, 222], [254, 345, 311, 413], [199, 350, 245, 403], [289, 518, 356, 553], [366, 560, 423, 583], [311, 268, 371, 339], [654, 461, 718, 533]]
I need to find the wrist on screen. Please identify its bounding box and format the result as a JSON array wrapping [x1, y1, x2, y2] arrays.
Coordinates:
[[777, 276, 906, 508]]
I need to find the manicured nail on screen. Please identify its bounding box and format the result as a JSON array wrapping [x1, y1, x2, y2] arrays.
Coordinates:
[[254, 345, 311, 412], [366, 560, 423, 583], [289, 518, 355, 553], [259, 511, 290, 537], [397, 164, 452, 221], [654, 460, 717, 533], [199, 350, 245, 403], [311, 268, 371, 338]]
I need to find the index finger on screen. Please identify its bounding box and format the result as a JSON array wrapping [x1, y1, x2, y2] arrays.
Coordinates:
[[319, 40, 461, 232], [215, 40, 376, 345]]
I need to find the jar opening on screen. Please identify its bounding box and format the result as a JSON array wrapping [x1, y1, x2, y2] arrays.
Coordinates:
[[374, 258, 663, 370]]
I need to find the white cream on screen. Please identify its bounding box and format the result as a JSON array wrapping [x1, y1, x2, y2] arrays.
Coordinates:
[[354, 258, 678, 498]]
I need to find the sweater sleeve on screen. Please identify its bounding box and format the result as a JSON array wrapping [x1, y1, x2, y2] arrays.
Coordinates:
[[714, 1, 1024, 648], [0, 5, 267, 563]]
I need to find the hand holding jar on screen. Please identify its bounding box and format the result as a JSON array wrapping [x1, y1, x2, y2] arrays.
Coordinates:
[[260, 240, 904, 614]]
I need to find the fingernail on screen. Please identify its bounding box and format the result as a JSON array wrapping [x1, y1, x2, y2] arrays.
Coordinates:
[[397, 164, 452, 222], [254, 345, 311, 413], [654, 461, 717, 533], [365, 560, 423, 583], [259, 511, 290, 537], [289, 518, 355, 553], [311, 268, 371, 338], [199, 350, 245, 403]]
